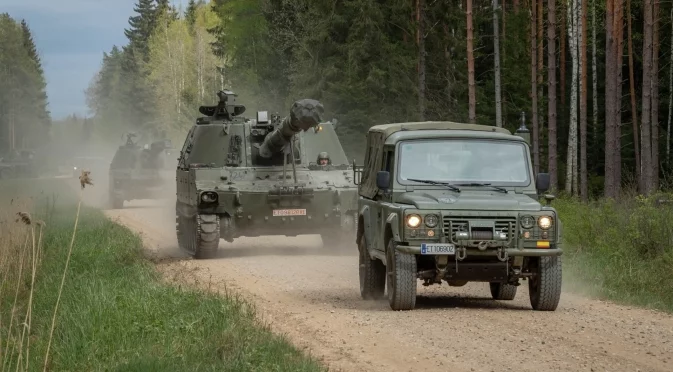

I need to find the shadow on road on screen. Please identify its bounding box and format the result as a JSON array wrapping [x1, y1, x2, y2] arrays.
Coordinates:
[[414, 294, 530, 311]]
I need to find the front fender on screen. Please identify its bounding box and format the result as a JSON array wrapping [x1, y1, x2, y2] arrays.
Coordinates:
[[386, 212, 402, 242]]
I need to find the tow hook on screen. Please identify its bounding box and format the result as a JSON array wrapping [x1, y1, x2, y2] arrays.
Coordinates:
[[497, 247, 508, 262]]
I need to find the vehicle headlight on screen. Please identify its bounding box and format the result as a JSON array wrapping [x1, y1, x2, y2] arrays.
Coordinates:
[[538, 216, 552, 230], [201, 191, 218, 203], [406, 214, 422, 228], [520, 215, 535, 229], [424, 214, 439, 228]]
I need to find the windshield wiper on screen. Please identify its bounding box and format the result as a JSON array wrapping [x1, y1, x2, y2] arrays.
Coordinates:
[[455, 183, 508, 193], [407, 178, 461, 192]]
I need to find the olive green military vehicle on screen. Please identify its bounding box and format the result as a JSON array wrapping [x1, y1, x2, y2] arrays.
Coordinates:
[[353, 117, 563, 311], [108, 134, 173, 208], [175, 90, 358, 259]]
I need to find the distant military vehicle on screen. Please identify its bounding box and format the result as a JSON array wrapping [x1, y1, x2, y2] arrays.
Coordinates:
[[175, 90, 358, 259], [353, 115, 563, 311], [0, 150, 36, 179], [108, 133, 173, 208]]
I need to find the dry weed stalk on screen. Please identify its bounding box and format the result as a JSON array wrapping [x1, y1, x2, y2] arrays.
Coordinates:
[[42, 174, 91, 371]]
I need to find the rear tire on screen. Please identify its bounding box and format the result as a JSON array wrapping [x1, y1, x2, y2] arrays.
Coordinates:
[[359, 237, 385, 300], [528, 256, 562, 311], [489, 282, 518, 300], [386, 240, 417, 311]]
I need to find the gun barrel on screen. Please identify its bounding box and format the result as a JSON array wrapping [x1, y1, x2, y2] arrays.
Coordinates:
[[258, 99, 323, 158]]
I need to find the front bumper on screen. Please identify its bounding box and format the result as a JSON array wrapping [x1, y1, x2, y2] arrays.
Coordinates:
[[396, 245, 563, 257]]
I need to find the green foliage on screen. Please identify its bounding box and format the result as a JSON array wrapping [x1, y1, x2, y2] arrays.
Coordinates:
[[555, 195, 673, 312], [0, 179, 324, 371], [0, 14, 50, 154]]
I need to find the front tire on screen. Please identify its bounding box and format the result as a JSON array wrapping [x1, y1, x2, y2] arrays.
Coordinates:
[[489, 282, 518, 300], [386, 240, 417, 311], [528, 256, 562, 311], [359, 237, 385, 300]]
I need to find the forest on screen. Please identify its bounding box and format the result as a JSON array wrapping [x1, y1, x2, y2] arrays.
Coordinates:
[[83, 0, 673, 199], [0, 13, 50, 155]]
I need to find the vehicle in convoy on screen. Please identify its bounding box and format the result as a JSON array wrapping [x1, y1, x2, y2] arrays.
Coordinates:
[[108, 133, 173, 209], [175, 90, 358, 259], [0, 150, 36, 179], [353, 116, 563, 311]]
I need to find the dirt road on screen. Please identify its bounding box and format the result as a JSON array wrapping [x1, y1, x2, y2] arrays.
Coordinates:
[[101, 199, 673, 372]]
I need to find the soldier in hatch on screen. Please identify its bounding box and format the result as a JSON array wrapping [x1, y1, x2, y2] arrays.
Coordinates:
[[317, 152, 331, 166]]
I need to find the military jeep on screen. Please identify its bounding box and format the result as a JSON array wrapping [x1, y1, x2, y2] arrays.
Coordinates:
[[353, 119, 562, 311]]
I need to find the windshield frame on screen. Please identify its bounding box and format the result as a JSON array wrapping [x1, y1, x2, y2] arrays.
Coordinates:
[[394, 138, 532, 188]]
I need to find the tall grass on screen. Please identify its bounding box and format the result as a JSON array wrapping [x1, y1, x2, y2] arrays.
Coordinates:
[[0, 179, 324, 371], [556, 193, 673, 312]]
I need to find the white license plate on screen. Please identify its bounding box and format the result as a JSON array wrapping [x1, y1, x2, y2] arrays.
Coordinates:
[[272, 209, 307, 216], [421, 243, 456, 255]]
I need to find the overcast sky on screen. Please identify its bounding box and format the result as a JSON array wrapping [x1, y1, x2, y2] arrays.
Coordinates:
[[4, 0, 186, 120]]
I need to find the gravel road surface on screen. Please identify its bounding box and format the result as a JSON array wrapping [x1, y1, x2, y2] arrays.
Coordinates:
[[97, 196, 673, 372]]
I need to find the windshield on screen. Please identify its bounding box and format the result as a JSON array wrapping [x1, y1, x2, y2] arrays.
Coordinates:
[[397, 139, 530, 186]]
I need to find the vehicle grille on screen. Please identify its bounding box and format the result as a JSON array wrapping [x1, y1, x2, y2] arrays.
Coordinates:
[[443, 215, 517, 241]]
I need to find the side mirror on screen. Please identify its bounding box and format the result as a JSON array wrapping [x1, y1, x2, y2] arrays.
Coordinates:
[[376, 171, 391, 190], [536, 172, 550, 192]]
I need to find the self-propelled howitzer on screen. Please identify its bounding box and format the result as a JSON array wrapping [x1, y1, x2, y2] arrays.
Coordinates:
[[175, 91, 358, 259]]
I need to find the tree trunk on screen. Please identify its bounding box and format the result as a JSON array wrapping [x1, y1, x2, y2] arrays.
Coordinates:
[[565, 0, 578, 195], [615, 0, 624, 195], [467, 0, 477, 123], [444, 23, 452, 105], [417, 0, 426, 121], [592, 0, 598, 149], [538, 0, 544, 154], [531, 0, 540, 175], [493, 0, 503, 127], [604, 0, 616, 197], [627, 0, 640, 181], [561, 0, 566, 110], [580, 0, 589, 201], [651, 0, 660, 190], [548, 0, 558, 191], [667, 8, 673, 167], [640, 0, 653, 195]]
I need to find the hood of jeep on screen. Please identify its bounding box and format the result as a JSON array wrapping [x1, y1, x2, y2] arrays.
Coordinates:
[[396, 191, 541, 211]]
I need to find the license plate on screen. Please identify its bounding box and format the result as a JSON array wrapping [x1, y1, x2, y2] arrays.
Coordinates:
[[272, 209, 307, 216], [421, 243, 456, 255]]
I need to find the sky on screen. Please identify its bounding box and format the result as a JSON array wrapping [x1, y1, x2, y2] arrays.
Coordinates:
[[4, 0, 187, 120]]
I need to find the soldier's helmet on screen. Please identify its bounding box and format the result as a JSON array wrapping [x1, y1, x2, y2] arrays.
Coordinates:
[[317, 151, 330, 166]]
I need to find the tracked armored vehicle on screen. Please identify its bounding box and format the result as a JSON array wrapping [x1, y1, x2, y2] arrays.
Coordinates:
[[108, 134, 173, 208], [175, 90, 358, 259]]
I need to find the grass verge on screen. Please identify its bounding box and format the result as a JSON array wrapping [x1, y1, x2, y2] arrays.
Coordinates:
[[556, 194, 673, 313], [0, 178, 324, 371]]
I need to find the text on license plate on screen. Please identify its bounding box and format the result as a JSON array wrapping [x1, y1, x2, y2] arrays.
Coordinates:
[[272, 209, 307, 216], [420, 243, 456, 255]]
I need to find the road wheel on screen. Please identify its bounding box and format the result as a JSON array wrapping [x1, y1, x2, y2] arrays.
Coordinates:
[[359, 237, 385, 300], [489, 282, 518, 300], [528, 256, 562, 311], [193, 214, 220, 259], [386, 240, 417, 311]]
